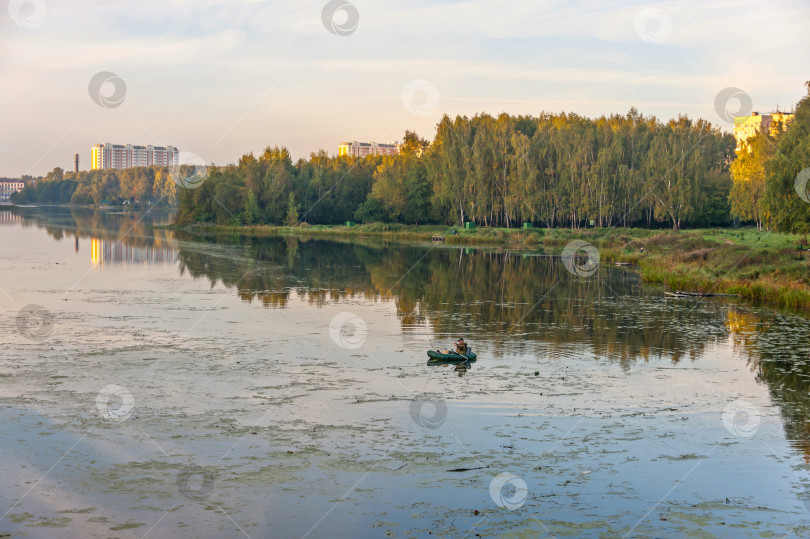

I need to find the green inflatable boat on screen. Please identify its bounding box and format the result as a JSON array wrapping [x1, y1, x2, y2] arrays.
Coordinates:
[[427, 349, 477, 361]]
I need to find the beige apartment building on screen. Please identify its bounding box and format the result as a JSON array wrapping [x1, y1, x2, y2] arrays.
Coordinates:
[[733, 112, 794, 151], [0, 179, 25, 201], [91, 143, 179, 170], [338, 141, 400, 158]]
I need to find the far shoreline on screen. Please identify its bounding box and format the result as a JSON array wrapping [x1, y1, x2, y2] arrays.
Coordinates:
[[163, 221, 810, 313], [7, 203, 806, 312]]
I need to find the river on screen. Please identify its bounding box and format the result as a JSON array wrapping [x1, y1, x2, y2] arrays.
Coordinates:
[[1, 206, 809, 538]]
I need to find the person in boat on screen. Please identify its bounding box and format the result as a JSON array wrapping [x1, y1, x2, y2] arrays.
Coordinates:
[[455, 338, 468, 355]]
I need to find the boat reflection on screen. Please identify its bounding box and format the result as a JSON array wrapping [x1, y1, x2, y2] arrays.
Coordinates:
[[426, 358, 477, 377]]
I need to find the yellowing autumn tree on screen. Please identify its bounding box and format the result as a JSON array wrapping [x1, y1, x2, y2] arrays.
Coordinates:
[[730, 132, 775, 230]]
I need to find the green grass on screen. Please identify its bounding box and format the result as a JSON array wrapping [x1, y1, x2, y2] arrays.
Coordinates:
[[632, 229, 810, 311], [698, 228, 806, 250], [169, 222, 552, 246]]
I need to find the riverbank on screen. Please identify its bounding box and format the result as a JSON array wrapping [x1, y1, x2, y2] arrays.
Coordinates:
[[630, 229, 810, 311], [166, 223, 810, 311]]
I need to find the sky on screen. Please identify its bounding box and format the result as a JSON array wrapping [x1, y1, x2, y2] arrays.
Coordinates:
[[1, 0, 809, 177]]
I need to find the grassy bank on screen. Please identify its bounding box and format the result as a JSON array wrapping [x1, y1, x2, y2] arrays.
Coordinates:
[[166, 222, 549, 246], [166, 222, 670, 248], [168, 222, 810, 311], [540, 226, 809, 311], [631, 230, 810, 311]]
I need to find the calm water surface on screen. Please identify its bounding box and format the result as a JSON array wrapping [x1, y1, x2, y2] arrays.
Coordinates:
[[1, 207, 810, 538]]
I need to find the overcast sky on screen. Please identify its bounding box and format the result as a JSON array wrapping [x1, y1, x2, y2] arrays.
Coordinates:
[[2, 0, 808, 177]]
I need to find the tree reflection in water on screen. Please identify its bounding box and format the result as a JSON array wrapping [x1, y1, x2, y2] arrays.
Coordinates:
[[174, 233, 810, 457]]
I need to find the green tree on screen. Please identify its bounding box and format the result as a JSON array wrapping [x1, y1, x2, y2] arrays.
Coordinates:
[[286, 191, 300, 227], [764, 82, 810, 233], [244, 189, 260, 225], [354, 198, 389, 223]]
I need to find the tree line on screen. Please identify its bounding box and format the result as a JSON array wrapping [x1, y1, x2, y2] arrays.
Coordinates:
[[12, 84, 809, 232], [731, 82, 810, 233], [173, 109, 737, 230], [11, 166, 179, 206], [177, 146, 379, 226]]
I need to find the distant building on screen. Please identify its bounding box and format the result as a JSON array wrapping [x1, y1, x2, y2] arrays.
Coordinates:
[[0, 179, 25, 201], [733, 112, 794, 151], [338, 141, 400, 158], [91, 143, 179, 170]]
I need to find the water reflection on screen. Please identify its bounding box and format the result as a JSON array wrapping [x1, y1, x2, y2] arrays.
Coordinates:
[[6, 207, 810, 464], [426, 358, 476, 377], [728, 309, 810, 461], [8, 206, 178, 265], [170, 232, 810, 455], [173, 233, 729, 364], [0, 210, 24, 225], [90, 238, 178, 265]]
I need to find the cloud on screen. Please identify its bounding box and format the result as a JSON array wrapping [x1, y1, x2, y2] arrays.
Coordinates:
[[1, 0, 808, 176]]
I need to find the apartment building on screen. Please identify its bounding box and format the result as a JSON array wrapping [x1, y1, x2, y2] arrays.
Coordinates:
[[338, 141, 400, 158], [733, 112, 794, 151], [0, 178, 25, 201], [91, 143, 179, 170]]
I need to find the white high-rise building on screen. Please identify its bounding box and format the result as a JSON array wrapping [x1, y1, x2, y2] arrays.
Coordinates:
[[91, 143, 179, 170], [0, 179, 25, 201]]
